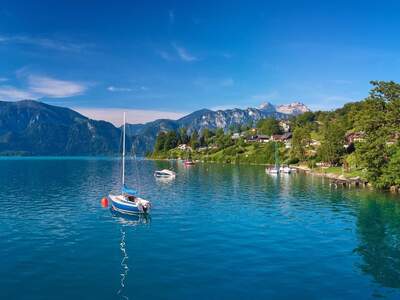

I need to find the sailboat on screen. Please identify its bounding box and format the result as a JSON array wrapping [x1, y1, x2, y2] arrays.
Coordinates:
[[109, 113, 151, 214], [266, 141, 280, 174]]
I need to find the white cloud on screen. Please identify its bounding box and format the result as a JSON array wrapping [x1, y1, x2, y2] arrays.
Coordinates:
[[0, 86, 36, 100], [157, 50, 173, 61], [0, 35, 89, 52], [28, 75, 86, 98], [172, 43, 198, 62], [0, 74, 87, 101], [107, 85, 148, 92], [107, 86, 133, 92], [74, 107, 187, 126]]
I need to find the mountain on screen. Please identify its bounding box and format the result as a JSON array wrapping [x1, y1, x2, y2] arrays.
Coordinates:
[[127, 102, 310, 154], [0, 100, 123, 155], [0, 100, 309, 155], [275, 101, 310, 115]]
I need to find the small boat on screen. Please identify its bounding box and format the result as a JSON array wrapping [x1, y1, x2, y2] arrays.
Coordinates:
[[280, 166, 292, 174], [184, 160, 195, 166], [154, 169, 176, 178], [266, 141, 280, 175], [266, 167, 279, 174], [109, 113, 151, 215]]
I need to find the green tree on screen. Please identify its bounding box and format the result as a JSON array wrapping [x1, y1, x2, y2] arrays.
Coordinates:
[[256, 118, 282, 135], [178, 127, 189, 144], [291, 127, 311, 161], [292, 111, 316, 128], [164, 131, 178, 151], [318, 121, 345, 165], [190, 131, 199, 149], [355, 81, 399, 184], [379, 145, 400, 188], [201, 128, 215, 146], [154, 132, 167, 152]]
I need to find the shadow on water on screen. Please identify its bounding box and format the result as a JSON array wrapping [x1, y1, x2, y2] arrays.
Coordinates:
[[353, 193, 400, 289], [110, 210, 151, 300]]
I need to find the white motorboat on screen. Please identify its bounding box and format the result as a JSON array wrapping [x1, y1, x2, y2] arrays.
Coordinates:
[[154, 169, 176, 178], [266, 167, 279, 174], [280, 166, 292, 174]]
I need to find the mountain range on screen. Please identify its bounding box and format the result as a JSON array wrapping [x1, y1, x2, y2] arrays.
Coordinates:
[[127, 101, 310, 154], [0, 100, 310, 155]]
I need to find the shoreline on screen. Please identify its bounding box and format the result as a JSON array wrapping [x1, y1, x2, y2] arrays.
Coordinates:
[[149, 157, 400, 194]]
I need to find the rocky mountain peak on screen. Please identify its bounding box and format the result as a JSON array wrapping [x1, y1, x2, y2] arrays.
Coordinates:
[[258, 102, 276, 112], [275, 102, 310, 116]]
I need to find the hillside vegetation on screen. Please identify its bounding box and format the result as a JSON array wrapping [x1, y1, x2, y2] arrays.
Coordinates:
[[150, 81, 400, 190]]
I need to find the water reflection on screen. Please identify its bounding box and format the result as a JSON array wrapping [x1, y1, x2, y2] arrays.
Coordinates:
[[111, 210, 151, 299], [155, 176, 175, 184], [354, 194, 400, 289]]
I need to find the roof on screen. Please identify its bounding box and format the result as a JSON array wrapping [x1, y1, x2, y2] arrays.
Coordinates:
[[257, 135, 270, 139]]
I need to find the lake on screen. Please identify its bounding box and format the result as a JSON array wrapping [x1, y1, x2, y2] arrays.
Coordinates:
[[1, 157, 400, 299]]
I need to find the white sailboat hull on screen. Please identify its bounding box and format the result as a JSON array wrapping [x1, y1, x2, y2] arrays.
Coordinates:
[[109, 194, 151, 214]]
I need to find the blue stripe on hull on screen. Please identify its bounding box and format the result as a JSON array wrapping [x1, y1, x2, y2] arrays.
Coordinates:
[[110, 199, 141, 214]]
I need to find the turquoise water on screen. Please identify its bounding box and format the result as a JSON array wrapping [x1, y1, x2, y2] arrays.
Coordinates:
[[1, 158, 400, 299]]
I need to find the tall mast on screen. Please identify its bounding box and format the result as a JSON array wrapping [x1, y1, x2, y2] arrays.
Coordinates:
[[122, 112, 126, 186]]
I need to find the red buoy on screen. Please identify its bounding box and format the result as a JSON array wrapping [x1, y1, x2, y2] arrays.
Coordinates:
[[101, 197, 109, 208]]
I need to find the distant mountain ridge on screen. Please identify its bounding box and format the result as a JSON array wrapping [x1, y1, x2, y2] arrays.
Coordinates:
[[127, 101, 310, 154], [0, 100, 123, 155], [0, 100, 310, 155]]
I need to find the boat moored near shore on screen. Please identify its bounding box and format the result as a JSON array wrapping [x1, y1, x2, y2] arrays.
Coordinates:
[[154, 169, 176, 178]]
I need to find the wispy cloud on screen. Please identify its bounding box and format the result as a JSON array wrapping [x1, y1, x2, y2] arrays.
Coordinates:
[[172, 43, 198, 62], [0, 74, 87, 101], [107, 85, 148, 92], [0, 86, 36, 101], [157, 50, 174, 61], [0, 35, 90, 52], [74, 107, 187, 126], [157, 43, 198, 62], [0, 77, 8, 82], [28, 75, 86, 98], [107, 86, 132, 92]]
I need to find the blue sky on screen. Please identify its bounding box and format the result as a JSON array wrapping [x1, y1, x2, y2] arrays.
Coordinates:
[[1, 0, 399, 124]]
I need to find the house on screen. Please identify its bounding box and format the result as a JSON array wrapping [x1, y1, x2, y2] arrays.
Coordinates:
[[245, 135, 258, 143], [257, 135, 270, 143], [281, 132, 292, 141], [177, 144, 192, 151], [231, 133, 241, 140], [279, 121, 291, 133], [345, 131, 365, 144], [245, 134, 270, 143], [271, 134, 282, 141], [310, 139, 321, 147], [387, 133, 400, 145], [271, 132, 292, 142]]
